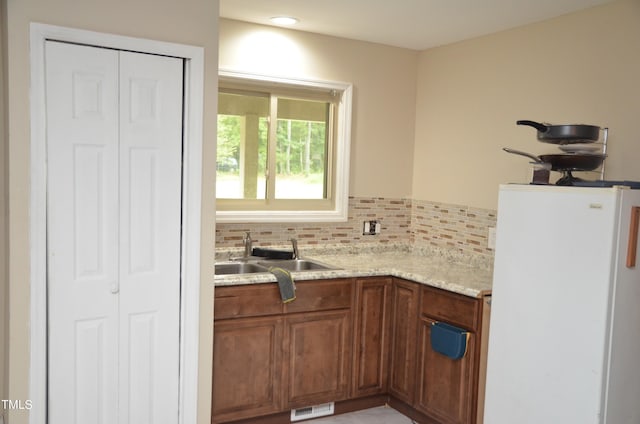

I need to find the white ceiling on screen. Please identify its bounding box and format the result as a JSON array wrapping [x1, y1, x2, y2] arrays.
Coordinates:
[[219, 0, 614, 50]]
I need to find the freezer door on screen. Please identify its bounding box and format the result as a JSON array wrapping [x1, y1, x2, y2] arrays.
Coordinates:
[[484, 186, 619, 424]]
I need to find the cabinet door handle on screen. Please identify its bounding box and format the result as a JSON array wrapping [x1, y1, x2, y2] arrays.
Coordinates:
[[626, 206, 640, 268]]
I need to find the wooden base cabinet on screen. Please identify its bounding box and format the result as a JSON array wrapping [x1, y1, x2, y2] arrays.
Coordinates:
[[386, 280, 489, 424], [212, 279, 354, 423], [212, 277, 490, 424], [388, 278, 420, 404], [283, 310, 352, 408], [414, 285, 485, 424], [212, 316, 283, 423], [352, 277, 392, 398], [416, 316, 476, 424]]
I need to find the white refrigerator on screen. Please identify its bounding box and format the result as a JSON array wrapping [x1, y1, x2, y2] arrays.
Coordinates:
[[484, 184, 640, 424]]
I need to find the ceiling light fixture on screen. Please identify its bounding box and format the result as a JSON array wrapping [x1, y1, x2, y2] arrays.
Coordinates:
[[270, 16, 299, 26]]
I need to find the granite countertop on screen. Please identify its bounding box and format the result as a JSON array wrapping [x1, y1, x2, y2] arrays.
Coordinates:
[[215, 243, 493, 298]]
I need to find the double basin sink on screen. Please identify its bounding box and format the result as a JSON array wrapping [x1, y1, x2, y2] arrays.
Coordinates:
[[215, 258, 340, 276]]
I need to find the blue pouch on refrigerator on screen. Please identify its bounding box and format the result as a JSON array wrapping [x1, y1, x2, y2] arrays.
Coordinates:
[[430, 322, 469, 360]]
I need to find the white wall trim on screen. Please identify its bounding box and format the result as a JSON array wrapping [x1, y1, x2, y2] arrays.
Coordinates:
[[29, 23, 204, 424]]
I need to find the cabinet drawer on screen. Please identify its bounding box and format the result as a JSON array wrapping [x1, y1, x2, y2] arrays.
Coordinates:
[[421, 286, 479, 331], [214, 284, 284, 319], [285, 279, 354, 313]]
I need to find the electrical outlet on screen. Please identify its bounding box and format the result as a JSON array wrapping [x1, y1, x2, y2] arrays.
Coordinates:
[[488, 227, 496, 249], [362, 220, 381, 235]]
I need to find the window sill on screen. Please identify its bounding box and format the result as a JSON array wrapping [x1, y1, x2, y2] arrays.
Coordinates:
[[215, 207, 349, 223]]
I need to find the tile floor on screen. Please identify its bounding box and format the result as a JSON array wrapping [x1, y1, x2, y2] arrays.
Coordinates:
[[308, 406, 415, 424]]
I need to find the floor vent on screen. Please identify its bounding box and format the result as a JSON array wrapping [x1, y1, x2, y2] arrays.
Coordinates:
[[290, 402, 335, 422]]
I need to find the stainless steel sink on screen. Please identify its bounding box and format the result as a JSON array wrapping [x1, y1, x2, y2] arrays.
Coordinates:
[[215, 258, 340, 275], [214, 262, 269, 275], [258, 259, 338, 272]]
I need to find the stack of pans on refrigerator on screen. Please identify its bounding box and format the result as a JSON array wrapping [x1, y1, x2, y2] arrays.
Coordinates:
[[504, 120, 607, 185]]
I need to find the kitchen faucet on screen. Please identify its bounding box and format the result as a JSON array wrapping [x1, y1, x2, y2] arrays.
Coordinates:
[[290, 238, 299, 259], [243, 231, 252, 259]]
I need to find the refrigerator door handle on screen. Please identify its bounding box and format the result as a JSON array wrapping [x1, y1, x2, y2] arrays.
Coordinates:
[[626, 206, 640, 268]]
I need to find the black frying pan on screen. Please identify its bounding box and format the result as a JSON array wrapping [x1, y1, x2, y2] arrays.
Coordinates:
[[503, 148, 606, 172], [517, 120, 600, 144]]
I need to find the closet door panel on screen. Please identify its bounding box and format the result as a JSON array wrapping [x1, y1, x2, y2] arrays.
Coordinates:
[[46, 41, 119, 424], [118, 51, 184, 423]]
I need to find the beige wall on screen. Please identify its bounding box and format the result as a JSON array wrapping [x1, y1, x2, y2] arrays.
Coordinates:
[[413, 0, 640, 210], [1, 0, 7, 419], [220, 0, 640, 212], [219, 18, 418, 199], [4, 1, 218, 423]]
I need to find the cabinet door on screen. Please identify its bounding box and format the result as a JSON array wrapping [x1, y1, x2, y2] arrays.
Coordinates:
[[352, 277, 391, 398], [212, 316, 283, 423], [415, 316, 476, 424], [283, 310, 352, 408], [388, 279, 420, 403]]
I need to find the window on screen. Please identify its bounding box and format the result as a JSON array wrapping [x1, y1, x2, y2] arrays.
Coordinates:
[[216, 71, 352, 222]]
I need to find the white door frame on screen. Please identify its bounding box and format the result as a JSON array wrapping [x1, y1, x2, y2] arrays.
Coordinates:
[[29, 23, 204, 424]]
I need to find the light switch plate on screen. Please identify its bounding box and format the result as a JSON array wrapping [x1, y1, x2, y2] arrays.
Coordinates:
[[488, 227, 496, 249]]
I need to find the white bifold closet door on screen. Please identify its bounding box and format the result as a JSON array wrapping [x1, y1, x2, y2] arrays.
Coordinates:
[[46, 40, 184, 424]]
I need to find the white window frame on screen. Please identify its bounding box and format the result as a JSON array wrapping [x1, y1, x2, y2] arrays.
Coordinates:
[[216, 70, 352, 223]]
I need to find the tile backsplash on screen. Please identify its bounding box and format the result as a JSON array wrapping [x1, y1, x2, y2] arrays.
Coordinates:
[[215, 197, 411, 248], [411, 199, 496, 259], [215, 196, 497, 261]]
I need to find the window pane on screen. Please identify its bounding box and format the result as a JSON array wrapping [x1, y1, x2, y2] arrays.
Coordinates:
[[216, 92, 269, 199], [274, 98, 329, 199]]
